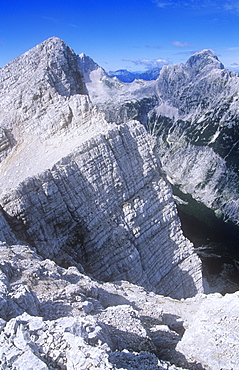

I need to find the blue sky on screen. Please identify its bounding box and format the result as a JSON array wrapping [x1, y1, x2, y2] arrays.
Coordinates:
[[1, 0, 239, 72]]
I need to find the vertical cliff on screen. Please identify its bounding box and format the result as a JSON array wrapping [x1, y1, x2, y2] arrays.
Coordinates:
[[0, 121, 203, 299]]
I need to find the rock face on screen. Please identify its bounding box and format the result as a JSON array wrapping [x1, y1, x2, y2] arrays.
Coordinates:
[[82, 49, 239, 277], [0, 120, 203, 299], [0, 37, 87, 143], [84, 49, 239, 230], [151, 49, 239, 227]]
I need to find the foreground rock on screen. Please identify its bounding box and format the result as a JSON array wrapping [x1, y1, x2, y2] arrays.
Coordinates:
[[177, 292, 239, 369], [0, 241, 238, 369]]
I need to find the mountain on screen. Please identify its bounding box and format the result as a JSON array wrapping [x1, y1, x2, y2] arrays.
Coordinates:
[[108, 67, 161, 82], [85, 49, 239, 263], [78, 52, 155, 108], [0, 36, 205, 301], [151, 50, 239, 228], [0, 37, 239, 369]]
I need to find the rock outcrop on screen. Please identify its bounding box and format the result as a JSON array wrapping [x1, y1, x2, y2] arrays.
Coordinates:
[[0, 240, 238, 369]]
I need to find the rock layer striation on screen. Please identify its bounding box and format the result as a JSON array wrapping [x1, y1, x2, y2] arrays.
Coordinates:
[[0, 37, 203, 299], [0, 121, 203, 299]]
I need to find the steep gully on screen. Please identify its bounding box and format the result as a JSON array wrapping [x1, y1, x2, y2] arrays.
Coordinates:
[[125, 99, 239, 292], [96, 95, 239, 292]]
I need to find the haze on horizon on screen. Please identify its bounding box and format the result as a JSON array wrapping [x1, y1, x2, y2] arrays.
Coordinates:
[[1, 0, 239, 72]]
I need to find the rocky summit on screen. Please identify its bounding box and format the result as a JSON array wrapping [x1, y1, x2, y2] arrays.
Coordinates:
[[0, 37, 238, 369]]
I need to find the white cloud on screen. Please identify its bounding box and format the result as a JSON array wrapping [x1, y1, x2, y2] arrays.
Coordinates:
[[226, 47, 239, 51], [224, 2, 239, 12], [172, 41, 192, 48], [145, 44, 162, 49], [153, 0, 177, 8], [153, 0, 239, 12], [122, 58, 170, 69]]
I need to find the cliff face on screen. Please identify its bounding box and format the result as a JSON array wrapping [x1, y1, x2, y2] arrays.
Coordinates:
[[151, 50, 239, 226], [84, 50, 239, 229], [0, 37, 203, 299], [0, 121, 203, 299]]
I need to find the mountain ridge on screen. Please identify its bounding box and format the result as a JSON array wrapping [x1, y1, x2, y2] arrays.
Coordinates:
[[108, 67, 161, 82]]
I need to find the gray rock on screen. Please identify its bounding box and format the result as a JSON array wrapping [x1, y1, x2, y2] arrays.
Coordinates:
[[1, 121, 203, 299], [177, 292, 239, 369], [12, 350, 48, 370], [0, 239, 237, 369]]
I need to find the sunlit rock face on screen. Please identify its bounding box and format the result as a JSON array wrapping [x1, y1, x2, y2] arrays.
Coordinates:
[[148, 50, 239, 226], [0, 121, 203, 299], [0, 37, 203, 299]]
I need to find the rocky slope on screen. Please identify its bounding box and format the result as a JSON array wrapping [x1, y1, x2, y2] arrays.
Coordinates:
[[0, 239, 238, 369], [0, 37, 239, 369]]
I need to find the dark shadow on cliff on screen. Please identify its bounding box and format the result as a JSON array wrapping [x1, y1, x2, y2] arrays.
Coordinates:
[[101, 322, 205, 370], [173, 186, 239, 293]]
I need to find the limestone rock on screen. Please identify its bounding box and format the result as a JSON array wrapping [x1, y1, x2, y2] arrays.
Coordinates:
[[0, 37, 203, 300], [81, 48, 239, 229], [0, 121, 203, 299], [177, 292, 239, 369], [0, 242, 188, 369], [0, 240, 238, 369], [147, 50, 239, 227]]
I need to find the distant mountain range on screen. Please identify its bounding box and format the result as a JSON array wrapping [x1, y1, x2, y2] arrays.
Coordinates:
[[108, 67, 161, 82]]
